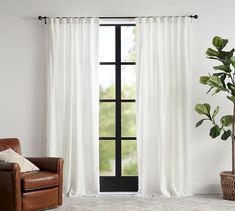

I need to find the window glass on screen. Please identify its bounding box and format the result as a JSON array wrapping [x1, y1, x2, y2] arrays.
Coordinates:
[[100, 140, 115, 176], [121, 26, 136, 62], [99, 103, 115, 137], [99, 26, 115, 62], [121, 103, 136, 137], [121, 65, 136, 99], [122, 140, 137, 176], [99, 65, 115, 99]]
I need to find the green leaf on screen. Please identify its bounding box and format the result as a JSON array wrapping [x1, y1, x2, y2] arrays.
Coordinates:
[[194, 104, 211, 116], [200, 76, 210, 85], [207, 56, 219, 60], [220, 115, 233, 127], [230, 56, 235, 67], [203, 103, 210, 114], [228, 82, 234, 89], [194, 104, 206, 115], [221, 39, 229, 50], [221, 130, 232, 140], [206, 48, 219, 57], [227, 95, 235, 103], [212, 87, 223, 95], [212, 36, 228, 51], [212, 36, 223, 50], [213, 65, 231, 72], [219, 49, 235, 63], [227, 82, 235, 93], [212, 106, 220, 119], [209, 125, 221, 138], [220, 74, 226, 87], [207, 76, 224, 89], [196, 119, 208, 127], [213, 72, 227, 76]]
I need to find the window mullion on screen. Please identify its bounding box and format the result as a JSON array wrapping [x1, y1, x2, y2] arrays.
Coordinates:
[[115, 26, 121, 180]]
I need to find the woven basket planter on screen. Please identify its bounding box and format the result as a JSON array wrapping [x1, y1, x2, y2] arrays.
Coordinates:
[[220, 171, 235, 200]]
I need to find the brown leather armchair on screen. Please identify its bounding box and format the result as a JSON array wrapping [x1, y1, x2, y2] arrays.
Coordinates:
[[0, 138, 64, 211]]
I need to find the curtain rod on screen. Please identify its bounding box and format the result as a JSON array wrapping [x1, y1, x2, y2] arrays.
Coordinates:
[[38, 15, 198, 24]]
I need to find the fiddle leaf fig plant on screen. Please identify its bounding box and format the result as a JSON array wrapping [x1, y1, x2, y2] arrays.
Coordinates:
[[195, 36, 235, 173]]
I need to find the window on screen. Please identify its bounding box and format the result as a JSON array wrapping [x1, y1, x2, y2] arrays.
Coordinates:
[[99, 22, 137, 191]]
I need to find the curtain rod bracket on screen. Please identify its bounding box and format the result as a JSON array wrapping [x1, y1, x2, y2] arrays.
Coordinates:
[[38, 16, 47, 24]]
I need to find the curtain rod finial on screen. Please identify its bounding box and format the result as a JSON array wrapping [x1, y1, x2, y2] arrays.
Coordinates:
[[190, 15, 198, 19]]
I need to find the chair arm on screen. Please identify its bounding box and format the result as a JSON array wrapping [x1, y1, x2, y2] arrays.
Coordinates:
[[26, 157, 64, 173], [0, 162, 21, 211], [0, 162, 20, 171]]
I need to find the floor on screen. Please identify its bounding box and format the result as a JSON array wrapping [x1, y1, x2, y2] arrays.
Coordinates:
[[53, 194, 235, 211]]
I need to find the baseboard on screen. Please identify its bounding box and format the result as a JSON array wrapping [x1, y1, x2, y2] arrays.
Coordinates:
[[193, 184, 222, 194]]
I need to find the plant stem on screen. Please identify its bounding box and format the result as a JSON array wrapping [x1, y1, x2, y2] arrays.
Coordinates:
[[233, 103, 235, 174], [232, 72, 235, 174]]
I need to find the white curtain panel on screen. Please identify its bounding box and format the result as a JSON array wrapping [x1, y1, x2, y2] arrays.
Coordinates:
[[47, 18, 99, 196], [136, 17, 192, 197]]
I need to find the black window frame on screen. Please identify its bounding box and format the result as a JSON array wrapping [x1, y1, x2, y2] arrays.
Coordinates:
[[99, 23, 138, 192]]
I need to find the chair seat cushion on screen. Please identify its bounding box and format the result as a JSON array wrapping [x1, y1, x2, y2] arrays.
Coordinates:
[[21, 171, 59, 191]]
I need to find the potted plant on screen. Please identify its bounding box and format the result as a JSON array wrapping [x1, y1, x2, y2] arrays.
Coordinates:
[[195, 36, 235, 200]]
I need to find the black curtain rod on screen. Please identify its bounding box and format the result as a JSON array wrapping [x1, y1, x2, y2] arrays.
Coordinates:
[[38, 15, 198, 24]]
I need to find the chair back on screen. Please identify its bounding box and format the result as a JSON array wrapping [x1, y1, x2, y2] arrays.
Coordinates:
[[0, 138, 21, 154]]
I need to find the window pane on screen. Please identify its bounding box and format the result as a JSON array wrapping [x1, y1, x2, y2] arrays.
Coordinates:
[[99, 65, 115, 99], [121, 65, 136, 99], [99, 26, 115, 62], [100, 140, 115, 176], [121, 103, 136, 137], [99, 103, 115, 137], [122, 140, 137, 176], [121, 26, 136, 62]]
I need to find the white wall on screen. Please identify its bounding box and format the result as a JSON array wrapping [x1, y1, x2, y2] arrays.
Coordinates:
[[0, 0, 235, 194]]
